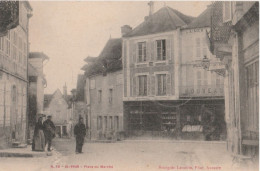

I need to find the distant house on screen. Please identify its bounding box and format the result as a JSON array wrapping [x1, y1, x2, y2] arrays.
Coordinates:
[[43, 89, 72, 138], [82, 38, 123, 140]]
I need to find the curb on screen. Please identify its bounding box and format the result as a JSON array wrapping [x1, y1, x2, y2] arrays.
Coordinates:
[[122, 139, 226, 144]]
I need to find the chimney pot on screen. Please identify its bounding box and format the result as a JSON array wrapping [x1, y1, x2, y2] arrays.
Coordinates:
[[121, 25, 132, 36]]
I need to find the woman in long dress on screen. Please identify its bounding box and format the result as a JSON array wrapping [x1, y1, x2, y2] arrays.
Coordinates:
[[32, 117, 45, 151]]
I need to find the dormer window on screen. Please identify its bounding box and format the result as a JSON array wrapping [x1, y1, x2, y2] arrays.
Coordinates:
[[156, 39, 166, 61], [138, 42, 146, 62]]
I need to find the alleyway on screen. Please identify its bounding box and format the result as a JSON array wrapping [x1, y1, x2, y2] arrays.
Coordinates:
[[0, 139, 258, 171]]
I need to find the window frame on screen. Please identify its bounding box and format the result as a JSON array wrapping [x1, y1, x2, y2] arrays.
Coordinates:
[[138, 75, 148, 96], [98, 89, 102, 103], [137, 41, 147, 63], [156, 39, 166, 61], [157, 74, 167, 96]]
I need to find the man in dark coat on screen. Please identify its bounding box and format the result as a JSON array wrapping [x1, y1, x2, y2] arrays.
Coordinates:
[[43, 115, 56, 151], [74, 117, 86, 154]]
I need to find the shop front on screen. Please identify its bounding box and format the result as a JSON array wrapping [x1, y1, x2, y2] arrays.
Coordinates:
[[124, 99, 226, 140]]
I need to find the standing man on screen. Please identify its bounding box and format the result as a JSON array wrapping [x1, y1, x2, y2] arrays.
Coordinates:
[[74, 117, 86, 154], [43, 115, 56, 151]]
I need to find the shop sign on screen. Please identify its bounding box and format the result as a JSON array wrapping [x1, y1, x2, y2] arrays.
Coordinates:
[[180, 86, 224, 97]]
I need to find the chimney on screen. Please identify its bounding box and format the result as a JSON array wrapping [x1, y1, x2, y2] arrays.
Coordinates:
[[63, 83, 67, 98], [121, 25, 132, 36], [148, 1, 154, 16]]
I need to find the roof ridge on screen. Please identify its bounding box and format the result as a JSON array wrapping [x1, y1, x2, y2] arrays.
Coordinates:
[[165, 6, 186, 28]]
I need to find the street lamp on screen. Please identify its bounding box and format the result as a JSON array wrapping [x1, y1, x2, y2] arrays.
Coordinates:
[[201, 55, 210, 71]]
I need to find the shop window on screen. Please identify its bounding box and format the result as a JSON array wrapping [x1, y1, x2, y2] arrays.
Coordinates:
[[138, 42, 146, 62], [114, 116, 119, 130], [104, 116, 108, 129], [187, 115, 191, 122], [97, 116, 102, 130], [246, 60, 259, 131], [109, 116, 113, 129], [138, 75, 147, 96], [156, 39, 166, 61], [157, 74, 166, 95]]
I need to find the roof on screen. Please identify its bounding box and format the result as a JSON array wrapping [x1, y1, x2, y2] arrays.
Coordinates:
[[44, 89, 70, 109], [185, 5, 212, 29], [29, 52, 49, 61], [83, 38, 122, 77], [124, 6, 195, 37], [84, 56, 97, 63], [28, 63, 39, 77]]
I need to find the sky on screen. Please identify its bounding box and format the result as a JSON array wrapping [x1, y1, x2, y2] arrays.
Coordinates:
[[29, 1, 211, 94]]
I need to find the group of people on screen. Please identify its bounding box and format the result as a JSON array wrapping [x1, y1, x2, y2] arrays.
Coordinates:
[[32, 115, 87, 154], [32, 115, 56, 152]]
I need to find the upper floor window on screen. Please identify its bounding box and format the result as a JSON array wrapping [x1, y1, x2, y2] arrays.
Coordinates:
[[97, 116, 102, 130], [98, 90, 102, 103], [138, 42, 146, 62], [197, 70, 207, 86], [196, 38, 201, 59], [109, 88, 113, 103], [223, 1, 232, 22], [156, 39, 166, 61], [138, 75, 147, 96], [157, 74, 166, 96]]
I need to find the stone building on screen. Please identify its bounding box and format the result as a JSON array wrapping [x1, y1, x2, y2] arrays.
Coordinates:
[[28, 52, 49, 139], [43, 89, 72, 138], [83, 38, 123, 140], [210, 1, 259, 159], [122, 4, 226, 139], [0, 1, 32, 148]]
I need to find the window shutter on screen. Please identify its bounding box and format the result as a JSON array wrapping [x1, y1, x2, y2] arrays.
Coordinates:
[[150, 41, 154, 61], [147, 75, 151, 96], [151, 75, 155, 95], [166, 38, 171, 61], [166, 74, 171, 95], [146, 41, 150, 61], [132, 76, 136, 96], [132, 43, 136, 63], [136, 76, 139, 96]]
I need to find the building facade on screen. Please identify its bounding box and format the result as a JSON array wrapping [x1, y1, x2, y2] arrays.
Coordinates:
[[28, 52, 48, 139], [83, 38, 124, 140], [44, 89, 72, 138], [0, 1, 32, 148], [122, 5, 226, 140], [211, 1, 259, 158]]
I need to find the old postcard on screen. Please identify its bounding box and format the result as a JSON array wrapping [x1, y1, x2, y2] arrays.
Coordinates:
[[0, 1, 259, 171]]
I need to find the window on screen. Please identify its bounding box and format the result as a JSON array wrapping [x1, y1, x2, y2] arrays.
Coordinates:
[[138, 75, 147, 96], [156, 39, 166, 60], [98, 90, 102, 102], [109, 88, 113, 103], [104, 116, 108, 129], [157, 74, 166, 95], [114, 116, 119, 130], [138, 42, 146, 62], [197, 70, 207, 86], [223, 1, 232, 22], [196, 38, 201, 58], [97, 116, 102, 130], [246, 60, 259, 131], [109, 116, 113, 129], [5, 39, 10, 56]]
